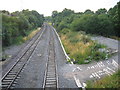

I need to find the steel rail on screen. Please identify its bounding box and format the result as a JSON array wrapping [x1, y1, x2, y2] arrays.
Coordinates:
[[2, 24, 46, 89]]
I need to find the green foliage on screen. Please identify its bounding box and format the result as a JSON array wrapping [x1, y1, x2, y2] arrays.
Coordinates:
[[60, 28, 70, 34], [84, 9, 94, 14], [1, 10, 44, 47], [61, 8, 74, 17], [95, 8, 107, 15], [71, 14, 114, 36], [45, 16, 52, 22], [52, 2, 119, 37], [60, 31, 108, 64], [58, 21, 68, 31], [50, 2, 119, 65], [108, 2, 120, 37]]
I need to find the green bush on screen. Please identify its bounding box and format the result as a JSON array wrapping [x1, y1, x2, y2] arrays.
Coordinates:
[[60, 28, 71, 34], [52, 2, 119, 37], [2, 10, 44, 47]]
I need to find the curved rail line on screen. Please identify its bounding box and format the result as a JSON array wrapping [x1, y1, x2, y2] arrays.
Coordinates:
[[2, 24, 46, 89]]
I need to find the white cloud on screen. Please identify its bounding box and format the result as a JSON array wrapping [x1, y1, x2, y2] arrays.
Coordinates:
[[0, 0, 119, 16]]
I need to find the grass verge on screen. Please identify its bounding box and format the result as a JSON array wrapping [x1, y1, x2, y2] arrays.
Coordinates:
[[59, 29, 109, 64]]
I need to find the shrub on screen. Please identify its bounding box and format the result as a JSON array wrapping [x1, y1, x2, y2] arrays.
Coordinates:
[[60, 31, 108, 64]]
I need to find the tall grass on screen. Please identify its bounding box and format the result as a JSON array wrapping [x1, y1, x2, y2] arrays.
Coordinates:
[[60, 30, 107, 64]]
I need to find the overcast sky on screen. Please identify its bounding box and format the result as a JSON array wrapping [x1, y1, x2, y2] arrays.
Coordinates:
[[0, 0, 119, 16]]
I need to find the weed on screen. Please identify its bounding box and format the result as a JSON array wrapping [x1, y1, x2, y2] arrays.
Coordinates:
[[60, 30, 108, 64]]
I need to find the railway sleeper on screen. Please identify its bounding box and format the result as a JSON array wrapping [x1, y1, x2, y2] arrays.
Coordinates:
[[13, 81, 17, 84], [11, 67, 21, 71], [2, 84, 9, 88], [8, 73, 17, 75], [48, 64, 55, 66], [3, 80, 12, 82], [47, 72, 55, 75], [47, 71, 55, 73], [48, 68, 55, 70], [2, 82, 10, 85], [47, 72, 55, 74], [16, 77, 20, 79], [47, 74, 56, 77], [48, 67, 55, 69], [49, 66, 55, 68], [4, 77, 14, 80], [46, 82, 56, 85], [47, 70, 55, 72], [46, 77, 56, 79], [47, 74, 56, 76], [48, 65, 55, 67], [46, 76, 56, 78], [46, 79, 56, 82], [48, 62, 55, 64], [47, 68, 55, 70], [9, 71, 18, 73], [11, 84, 16, 87], [6, 75, 16, 77], [45, 85, 56, 88], [45, 87, 57, 90]]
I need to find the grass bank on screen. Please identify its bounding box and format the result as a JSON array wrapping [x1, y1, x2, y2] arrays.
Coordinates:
[[59, 29, 109, 64], [86, 70, 120, 88]]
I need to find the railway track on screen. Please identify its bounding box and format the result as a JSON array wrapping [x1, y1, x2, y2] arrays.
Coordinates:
[[1, 24, 46, 90], [43, 26, 58, 89]]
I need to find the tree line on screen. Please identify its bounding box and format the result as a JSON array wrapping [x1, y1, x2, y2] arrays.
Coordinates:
[[1, 2, 120, 47], [51, 1, 120, 37], [1, 9, 44, 47]]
